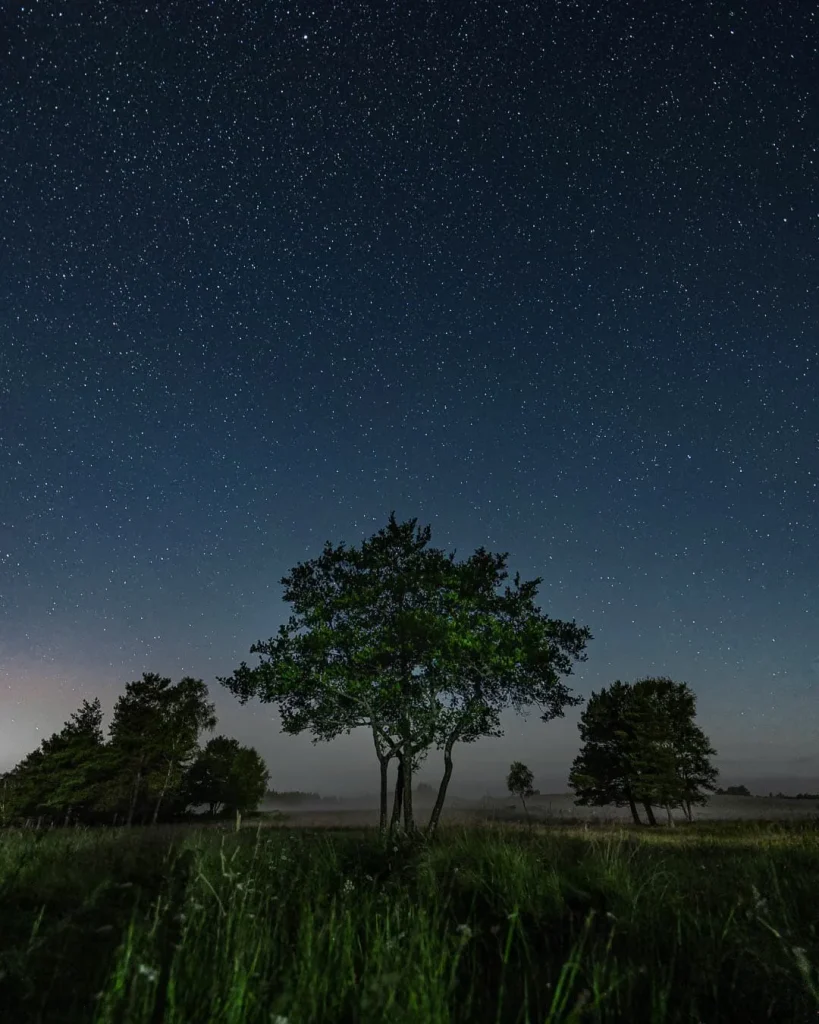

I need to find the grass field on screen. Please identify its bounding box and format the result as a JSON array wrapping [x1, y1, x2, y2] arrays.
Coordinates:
[[2, 818, 818, 1023]]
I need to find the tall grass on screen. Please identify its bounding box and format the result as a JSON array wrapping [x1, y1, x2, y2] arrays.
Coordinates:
[[1, 821, 818, 1022]]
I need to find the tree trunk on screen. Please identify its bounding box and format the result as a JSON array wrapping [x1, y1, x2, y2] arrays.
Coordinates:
[[402, 724, 415, 834], [64, 806, 72, 828], [126, 764, 143, 827], [642, 801, 658, 826], [626, 791, 642, 826], [390, 755, 405, 832], [372, 726, 391, 834], [665, 804, 675, 826], [426, 733, 458, 840], [152, 758, 175, 825], [684, 799, 693, 822]]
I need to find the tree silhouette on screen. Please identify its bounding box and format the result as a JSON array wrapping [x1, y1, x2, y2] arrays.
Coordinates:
[[219, 513, 591, 837], [570, 677, 717, 825], [184, 736, 269, 816], [507, 761, 536, 822], [3, 698, 107, 825], [105, 673, 216, 825], [716, 784, 751, 797]]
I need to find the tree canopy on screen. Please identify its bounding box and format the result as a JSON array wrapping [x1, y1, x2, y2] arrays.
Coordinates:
[[569, 676, 717, 825], [185, 736, 270, 817], [104, 673, 217, 825], [1, 698, 106, 825], [507, 761, 536, 817]]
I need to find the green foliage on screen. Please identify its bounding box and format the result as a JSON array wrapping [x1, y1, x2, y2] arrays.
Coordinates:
[[104, 674, 217, 825], [2, 699, 107, 823], [570, 677, 718, 823], [218, 513, 592, 834], [185, 736, 270, 816], [717, 785, 752, 797], [569, 680, 639, 810]]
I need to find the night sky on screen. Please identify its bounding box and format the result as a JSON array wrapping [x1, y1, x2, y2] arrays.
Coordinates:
[[2, 1, 817, 795]]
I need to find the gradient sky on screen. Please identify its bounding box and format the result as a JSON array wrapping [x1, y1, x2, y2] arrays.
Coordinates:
[[1, 1, 817, 796]]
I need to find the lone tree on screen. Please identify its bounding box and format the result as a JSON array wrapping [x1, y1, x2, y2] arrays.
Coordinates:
[[569, 676, 717, 826], [507, 761, 536, 820], [184, 736, 269, 817], [219, 513, 592, 837]]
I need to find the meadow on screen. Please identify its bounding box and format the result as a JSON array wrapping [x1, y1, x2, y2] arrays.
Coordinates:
[[1, 817, 818, 1023]]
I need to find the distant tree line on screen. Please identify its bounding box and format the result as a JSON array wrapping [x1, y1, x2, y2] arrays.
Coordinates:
[[709, 787, 819, 799], [262, 784, 442, 807], [264, 790, 343, 806], [0, 674, 268, 828]]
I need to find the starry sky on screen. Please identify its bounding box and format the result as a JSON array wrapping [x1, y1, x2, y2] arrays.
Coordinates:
[[1, 1, 817, 796]]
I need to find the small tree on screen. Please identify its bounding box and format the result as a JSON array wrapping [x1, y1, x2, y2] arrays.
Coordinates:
[[507, 761, 536, 822], [184, 736, 269, 817], [225, 745, 270, 814]]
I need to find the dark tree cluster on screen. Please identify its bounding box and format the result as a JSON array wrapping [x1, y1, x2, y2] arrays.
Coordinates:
[[761, 790, 818, 800], [569, 677, 718, 826], [0, 675, 269, 828]]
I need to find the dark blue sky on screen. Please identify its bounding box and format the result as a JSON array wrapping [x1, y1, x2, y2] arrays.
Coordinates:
[[2, 1, 817, 794]]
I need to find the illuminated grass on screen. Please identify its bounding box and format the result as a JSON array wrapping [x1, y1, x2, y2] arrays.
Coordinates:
[[1, 821, 818, 1022]]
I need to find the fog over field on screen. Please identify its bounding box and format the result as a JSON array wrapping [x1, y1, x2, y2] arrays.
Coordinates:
[[261, 792, 819, 827]]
